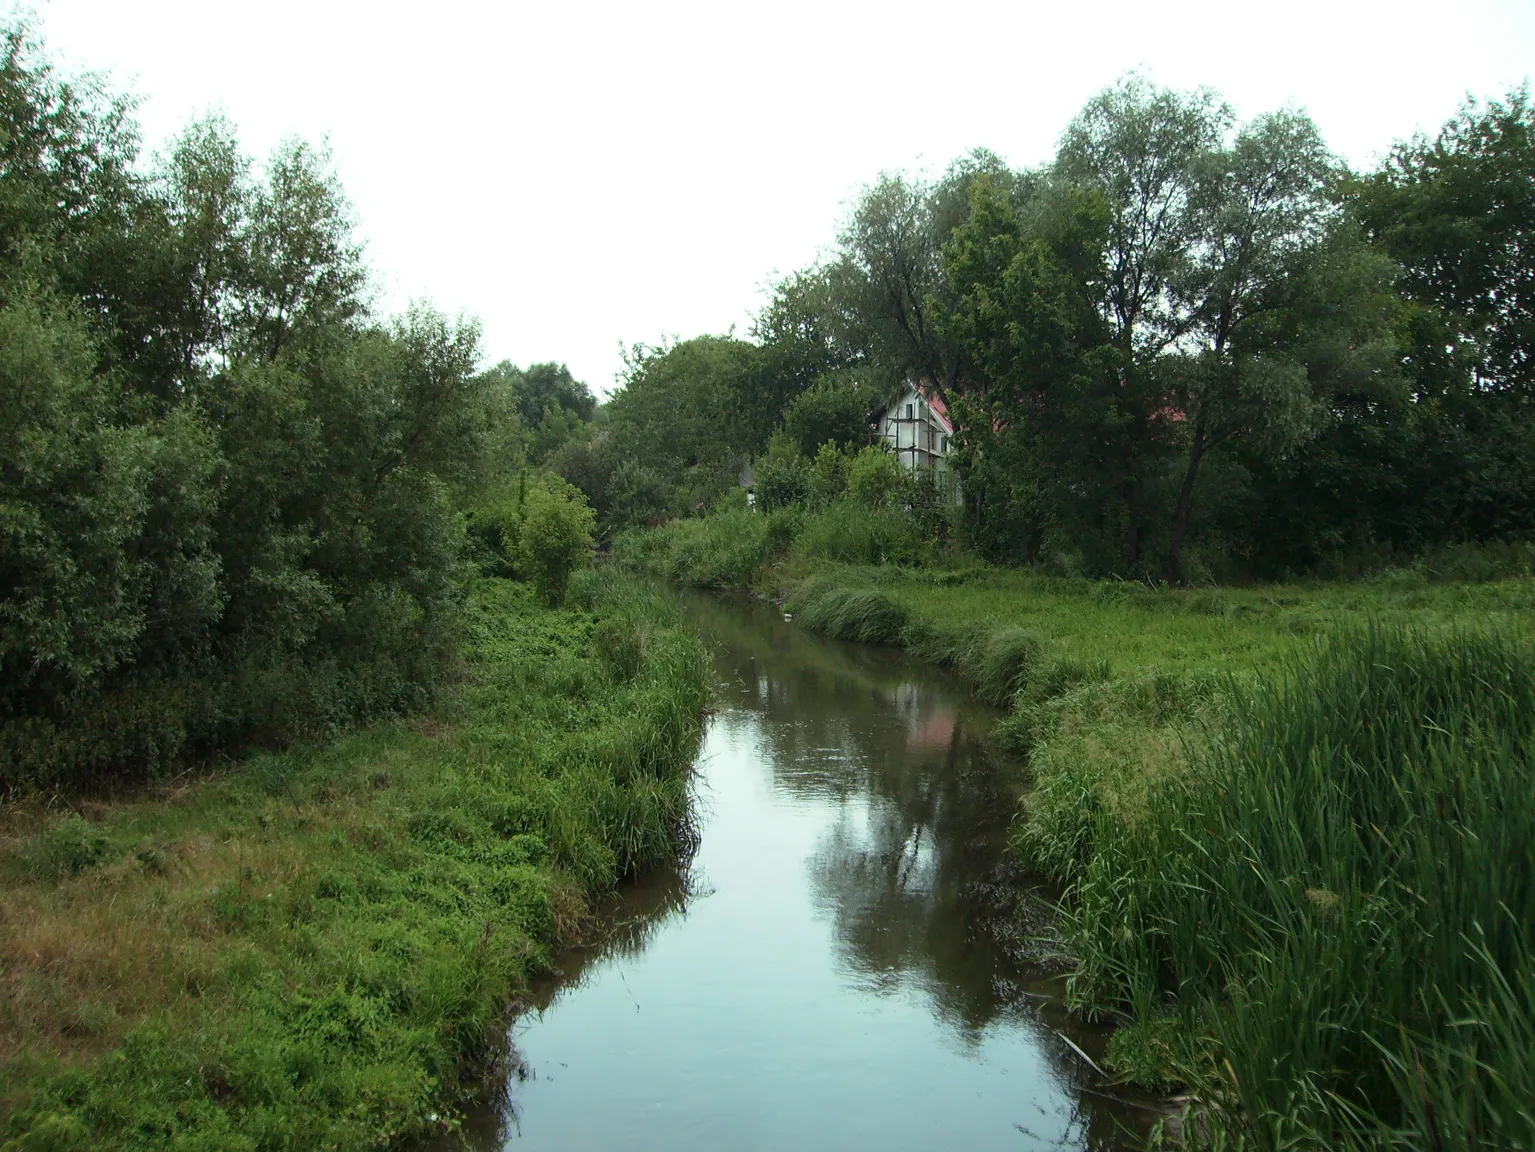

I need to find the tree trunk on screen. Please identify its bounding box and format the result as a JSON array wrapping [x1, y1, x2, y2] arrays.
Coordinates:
[[1166, 420, 1207, 584]]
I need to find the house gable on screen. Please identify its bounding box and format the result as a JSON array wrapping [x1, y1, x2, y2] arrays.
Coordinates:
[[874, 383, 954, 471]]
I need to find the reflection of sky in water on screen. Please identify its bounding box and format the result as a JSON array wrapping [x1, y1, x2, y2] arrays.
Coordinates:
[[484, 596, 1132, 1152]]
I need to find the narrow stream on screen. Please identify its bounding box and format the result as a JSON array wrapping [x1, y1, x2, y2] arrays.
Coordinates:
[[453, 592, 1151, 1150]]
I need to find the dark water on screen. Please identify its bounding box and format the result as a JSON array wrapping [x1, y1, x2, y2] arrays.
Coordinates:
[[454, 593, 1154, 1150]]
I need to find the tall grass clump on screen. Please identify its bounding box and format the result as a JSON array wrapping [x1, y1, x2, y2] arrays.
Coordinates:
[[796, 502, 921, 566], [611, 509, 798, 589], [1066, 625, 1535, 1148], [790, 581, 909, 644]]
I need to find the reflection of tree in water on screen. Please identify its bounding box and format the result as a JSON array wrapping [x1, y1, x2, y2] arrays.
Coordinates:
[[686, 595, 1055, 1040], [689, 596, 1159, 1149]]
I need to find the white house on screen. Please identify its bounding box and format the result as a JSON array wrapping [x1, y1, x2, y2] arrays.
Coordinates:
[[873, 382, 960, 501]]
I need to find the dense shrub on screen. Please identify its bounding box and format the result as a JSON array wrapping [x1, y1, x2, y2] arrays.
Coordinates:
[[517, 483, 596, 606], [610, 509, 798, 590], [780, 371, 878, 457], [0, 35, 518, 788], [754, 441, 811, 511], [845, 445, 903, 508]]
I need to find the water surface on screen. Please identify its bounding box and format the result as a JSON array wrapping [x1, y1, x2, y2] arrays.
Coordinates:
[[458, 592, 1147, 1150]]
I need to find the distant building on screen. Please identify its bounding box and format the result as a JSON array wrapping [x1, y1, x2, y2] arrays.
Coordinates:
[[873, 382, 960, 502]]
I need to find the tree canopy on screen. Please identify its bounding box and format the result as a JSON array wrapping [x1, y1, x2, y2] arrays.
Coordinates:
[[0, 28, 528, 786], [565, 75, 1535, 580]]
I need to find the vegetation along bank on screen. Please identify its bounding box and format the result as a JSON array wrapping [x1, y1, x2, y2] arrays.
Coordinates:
[[6, 14, 1535, 1150], [580, 64, 1535, 1152], [0, 29, 707, 1149], [0, 574, 708, 1148], [617, 510, 1535, 1149]]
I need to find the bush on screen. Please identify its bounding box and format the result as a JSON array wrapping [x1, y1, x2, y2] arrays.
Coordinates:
[[846, 445, 903, 508], [754, 439, 811, 511], [517, 482, 596, 606], [0, 42, 514, 789], [612, 509, 798, 589], [781, 371, 878, 457], [808, 442, 850, 504]]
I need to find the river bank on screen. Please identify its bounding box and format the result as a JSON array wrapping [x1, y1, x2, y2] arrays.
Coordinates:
[[0, 574, 708, 1150], [615, 516, 1535, 1148]]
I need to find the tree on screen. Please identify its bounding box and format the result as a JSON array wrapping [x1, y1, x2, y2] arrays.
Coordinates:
[[1050, 77, 1230, 570], [1354, 89, 1535, 400], [745, 267, 861, 451], [781, 370, 877, 457], [936, 174, 1118, 565], [1159, 112, 1398, 578], [602, 336, 759, 513], [0, 27, 520, 784], [827, 153, 1007, 396], [940, 78, 1397, 577], [1340, 90, 1535, 549]]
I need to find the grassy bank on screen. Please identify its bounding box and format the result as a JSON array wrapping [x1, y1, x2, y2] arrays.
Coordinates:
[[618, 515, 1535, 1147], [0, 573, 707, 1150]]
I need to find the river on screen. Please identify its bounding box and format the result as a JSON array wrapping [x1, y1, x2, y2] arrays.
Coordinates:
[[450, 591, 1152, 1150]]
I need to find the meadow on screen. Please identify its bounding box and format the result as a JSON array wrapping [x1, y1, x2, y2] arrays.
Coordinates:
[[0, 574, 707, 1150], [619, 514, 1535, 1148]]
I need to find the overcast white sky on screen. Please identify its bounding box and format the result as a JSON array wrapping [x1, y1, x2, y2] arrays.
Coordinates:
[[28, 0, 1535, 394]]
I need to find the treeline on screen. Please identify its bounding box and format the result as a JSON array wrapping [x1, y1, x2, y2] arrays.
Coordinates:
[[558, 77, 1534, 582], [0, 30, 595, 787]]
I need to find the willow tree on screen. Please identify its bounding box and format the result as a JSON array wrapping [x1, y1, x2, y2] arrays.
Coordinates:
[[941, 77, 1397, 577]]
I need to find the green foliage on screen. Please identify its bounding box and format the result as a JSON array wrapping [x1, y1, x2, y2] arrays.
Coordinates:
[[789, 583, 909, 644], [753, 435, 811, 512], [845, 445, 902, 508], [610, 509, 798, 590], [474, 360, 593, 464], [0, 578, 709, 1149], [795, 502, 920, 566], [516, 482, 596, 606], [1354, 88, 1535, 400], [780, 371, 877, 457], [0, 32, 522, 788], [808, 442, 850, 503], [602, 336, 759, 516], [1060, 625, 1535, 1146], [21, 814, 111, 881]]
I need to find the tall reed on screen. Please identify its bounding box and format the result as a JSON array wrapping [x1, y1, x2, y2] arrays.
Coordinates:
[[1069, 625, 1535, 1148]]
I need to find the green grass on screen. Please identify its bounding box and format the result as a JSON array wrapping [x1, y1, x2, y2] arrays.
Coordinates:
[[0, 574, 708, 1150]]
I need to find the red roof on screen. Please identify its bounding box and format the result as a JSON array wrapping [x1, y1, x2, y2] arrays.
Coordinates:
[[915, 384, 954, 433]]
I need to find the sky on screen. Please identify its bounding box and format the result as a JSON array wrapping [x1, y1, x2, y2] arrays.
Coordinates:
[[27, 0, 1535, 395]]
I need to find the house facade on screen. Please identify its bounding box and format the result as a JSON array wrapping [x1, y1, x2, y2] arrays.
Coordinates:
[[873, 383, 960, 502]]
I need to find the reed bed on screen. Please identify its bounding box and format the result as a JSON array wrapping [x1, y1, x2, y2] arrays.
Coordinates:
[[1071, 626, 1535, 1148]]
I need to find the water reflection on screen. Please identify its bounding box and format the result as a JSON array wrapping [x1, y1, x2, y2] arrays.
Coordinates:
[[452, 592, 1151, 1152], [701, 596, 1063, 1042]]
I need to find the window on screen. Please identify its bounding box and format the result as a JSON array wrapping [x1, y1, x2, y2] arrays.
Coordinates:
[[940, 436, 948, 453], [904, 403, 914, 420]]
